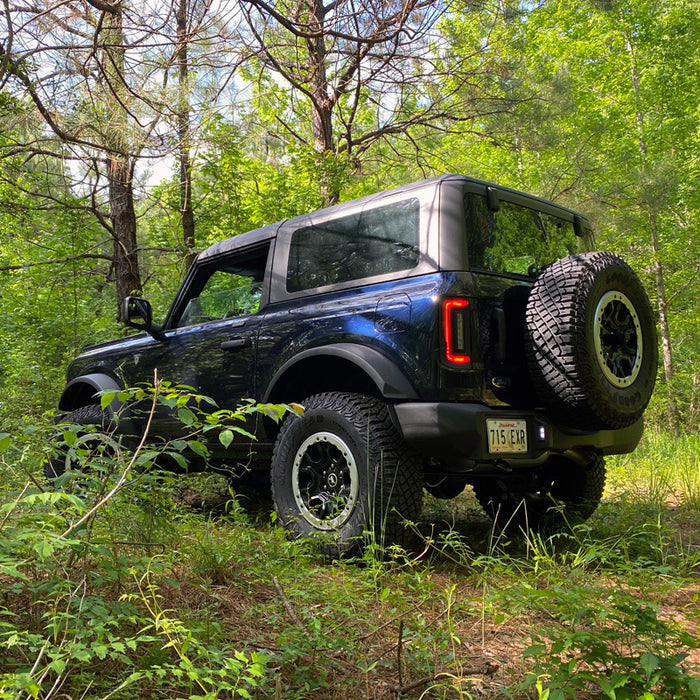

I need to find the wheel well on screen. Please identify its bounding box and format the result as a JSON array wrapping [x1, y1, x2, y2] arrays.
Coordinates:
[[58, 373, 123, 415], [263, 356, 381, 440], [59, 383, 101, 412], [267, 355, 381, 405]]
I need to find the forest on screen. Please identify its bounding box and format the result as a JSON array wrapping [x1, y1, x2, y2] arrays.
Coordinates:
[[0, 0, 699, 697]]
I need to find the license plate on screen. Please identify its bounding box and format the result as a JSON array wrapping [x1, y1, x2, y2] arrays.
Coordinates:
[[487, 419, 528, 454]]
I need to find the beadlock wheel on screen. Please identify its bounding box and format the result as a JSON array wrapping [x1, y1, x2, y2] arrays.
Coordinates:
[[526, 251, 657, 430], [271, 392, 423, 556], [594, 290, 643, 388], [291, 431, 359, 530]]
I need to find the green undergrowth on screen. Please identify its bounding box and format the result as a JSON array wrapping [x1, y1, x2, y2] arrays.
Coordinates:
[[0, 414, 698, 699]]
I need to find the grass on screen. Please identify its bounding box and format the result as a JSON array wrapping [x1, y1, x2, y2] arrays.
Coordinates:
[[0, 426, 699, 699], [607, 430, 700, 510]]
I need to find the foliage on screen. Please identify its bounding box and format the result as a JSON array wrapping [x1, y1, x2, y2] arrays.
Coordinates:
[[1, 0, 697, 433], [435, 0, 700, 432], [0, 383, 297, 699], [2, 415, 700, 698], [2, 1, 699, 691], [519, 586, 700, 700]]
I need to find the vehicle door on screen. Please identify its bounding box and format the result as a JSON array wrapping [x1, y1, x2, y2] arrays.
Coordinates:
[[125, 243, 269, 440]]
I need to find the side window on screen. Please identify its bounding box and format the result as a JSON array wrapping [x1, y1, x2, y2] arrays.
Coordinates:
[[465, 194, 579, 278], [286, 198, 420, 292], [178, 246, 268, 327]]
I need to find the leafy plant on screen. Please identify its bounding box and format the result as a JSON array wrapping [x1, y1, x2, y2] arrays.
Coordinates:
[[519, 586, 700, 700], [0, 381, 295, 699]]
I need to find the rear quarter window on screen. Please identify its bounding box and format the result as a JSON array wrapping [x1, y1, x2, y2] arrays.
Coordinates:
[[464, 193, 583, 278], [286, 198, 420, 292]]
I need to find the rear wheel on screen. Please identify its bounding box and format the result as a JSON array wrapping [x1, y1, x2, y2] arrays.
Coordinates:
[[271, 392, 423, 556], [473, 452, 606, 532]]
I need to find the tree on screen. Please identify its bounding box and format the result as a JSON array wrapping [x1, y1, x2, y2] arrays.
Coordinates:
[[435, 0, 700, 431], [1, 0, 221, 313], [231, 0, 486, 203]]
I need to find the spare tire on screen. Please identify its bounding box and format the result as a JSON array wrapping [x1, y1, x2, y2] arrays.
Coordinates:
[[526, 251, 657, 430]]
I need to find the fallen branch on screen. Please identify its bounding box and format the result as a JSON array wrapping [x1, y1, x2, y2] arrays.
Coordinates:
[[390, 661, 500, 696], [272, 575, 307, 633]]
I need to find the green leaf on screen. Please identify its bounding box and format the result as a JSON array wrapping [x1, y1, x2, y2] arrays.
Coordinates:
[[188, 440, 208, 458], [219, 429, 234, 449], [177, 407, 196, 426], [0, 433, 11, 451], [167, 451, 189, 470], [33, 538, 55, 560], [640, 652, 659, 681], [0, 560, 29, 580], [49, 657, 67, 675], [599, 673, 629, 699], [100, 391, 117, 409]]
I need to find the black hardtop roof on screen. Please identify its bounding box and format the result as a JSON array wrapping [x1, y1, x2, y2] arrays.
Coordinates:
[[195, 174, 587, 262]]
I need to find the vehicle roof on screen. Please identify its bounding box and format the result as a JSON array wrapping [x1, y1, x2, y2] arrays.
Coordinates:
[[195, 174, 587, 262]]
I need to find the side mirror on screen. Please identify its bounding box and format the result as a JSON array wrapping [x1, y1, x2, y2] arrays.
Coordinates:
[[122, 297, 166, 341]]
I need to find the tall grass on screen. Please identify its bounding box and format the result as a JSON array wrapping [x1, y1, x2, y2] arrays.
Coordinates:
[[606, 429, 700, 509]]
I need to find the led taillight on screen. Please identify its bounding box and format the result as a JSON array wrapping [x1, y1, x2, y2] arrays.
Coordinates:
[[443, 299, 471, 364]]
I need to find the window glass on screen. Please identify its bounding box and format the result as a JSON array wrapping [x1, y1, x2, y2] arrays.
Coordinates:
[[178, 247, 268, 327], [464, 193, 581, 278], [287, 198, 420, 292]]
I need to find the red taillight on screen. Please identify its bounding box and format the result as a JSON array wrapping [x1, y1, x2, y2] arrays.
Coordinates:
[[443, 299, 471, 364]]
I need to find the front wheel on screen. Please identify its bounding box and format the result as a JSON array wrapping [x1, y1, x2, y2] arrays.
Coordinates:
[[473, 452, 606, 533], [44, 404, 116, 484], [270, 392, 423, 556]]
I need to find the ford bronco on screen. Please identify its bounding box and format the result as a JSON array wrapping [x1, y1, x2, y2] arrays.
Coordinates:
[[51, 174, 658, 554]]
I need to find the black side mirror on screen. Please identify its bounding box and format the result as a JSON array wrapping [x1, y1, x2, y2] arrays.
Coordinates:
[[122, 297, 166, 341]]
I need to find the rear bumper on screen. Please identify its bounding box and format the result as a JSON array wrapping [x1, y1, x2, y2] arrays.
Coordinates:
[[393, 402, 643, 462]]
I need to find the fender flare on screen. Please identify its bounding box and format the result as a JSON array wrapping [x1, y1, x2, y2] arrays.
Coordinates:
[[58, 373, 125, 416], [262, 342, 419, 402]]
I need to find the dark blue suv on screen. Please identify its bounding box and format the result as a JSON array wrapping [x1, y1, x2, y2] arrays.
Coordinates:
[[54, 175, 657, 554]]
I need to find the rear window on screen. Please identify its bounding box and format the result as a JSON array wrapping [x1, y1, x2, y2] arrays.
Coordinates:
[[464, 193, 584, 279], [286, 198, 420, 292]]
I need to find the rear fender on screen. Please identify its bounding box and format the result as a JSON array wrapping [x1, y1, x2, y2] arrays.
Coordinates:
[[262, 343, 418, 403]]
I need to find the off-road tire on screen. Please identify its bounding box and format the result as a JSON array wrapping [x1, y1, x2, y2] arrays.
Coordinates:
[[44, 404, 112, 481], [526, 252, 657, 430], [474, 452, 606, 532], [271, 392, 423, 557]]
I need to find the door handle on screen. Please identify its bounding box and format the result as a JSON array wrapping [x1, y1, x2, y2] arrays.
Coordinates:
[[220, 337, 252, 350]]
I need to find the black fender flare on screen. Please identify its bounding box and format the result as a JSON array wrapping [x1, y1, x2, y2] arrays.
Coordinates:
[[58, 373, 125, 417], [262, 343, 419, 402]]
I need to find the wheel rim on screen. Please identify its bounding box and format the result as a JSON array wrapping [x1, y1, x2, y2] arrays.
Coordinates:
[[593, 291, 643, 388], [291, 432, 359, 530]]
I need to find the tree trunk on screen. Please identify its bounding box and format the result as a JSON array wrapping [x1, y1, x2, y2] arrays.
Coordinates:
[[108, 154, 142, 316], [625, 36, 679, 431], [649, 208, 680, 432], [177, 0, 196, 266], [307, 0, 338, 205], [101, 1, 142, 317]]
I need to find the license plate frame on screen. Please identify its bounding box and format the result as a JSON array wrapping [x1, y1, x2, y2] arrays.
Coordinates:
[[487, 419, 528, 454]]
